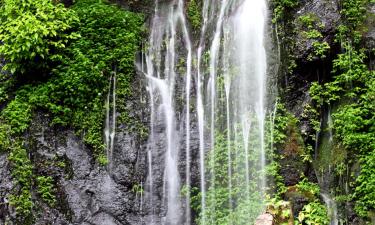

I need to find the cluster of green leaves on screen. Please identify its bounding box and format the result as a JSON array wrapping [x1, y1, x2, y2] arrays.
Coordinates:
[[298, 14, 330, 61], [0, 91, 34, 221], [270, 0, 299, 76], [336, 0, 371, 44], [187, 0, 202, 31], [36, 176, 56, 206], [266, 103, 329, 222], [296, 178, 321, 198], [266, 197, 293, 224], [297, 201, 329, 225], [271, 0, 299, 23], [265, 102, 289, 196], [0, 0, 79, 74]]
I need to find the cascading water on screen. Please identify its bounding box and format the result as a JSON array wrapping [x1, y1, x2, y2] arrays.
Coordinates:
[[315, 108, 341, 225], [105, 72, 117, 172], [142, 0, 269, 224]]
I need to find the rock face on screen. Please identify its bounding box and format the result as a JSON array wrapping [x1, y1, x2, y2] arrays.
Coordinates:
[[255, 214, 274, 225], [294, 0, 341, 60], [0, 153, 13, 223], [29, 114, 147, 225]]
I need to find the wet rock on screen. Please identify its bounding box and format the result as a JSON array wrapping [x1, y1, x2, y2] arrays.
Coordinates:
[[294, 0, 340, 60], [364, 4, 375, 55], [0, 154, 13, 224]]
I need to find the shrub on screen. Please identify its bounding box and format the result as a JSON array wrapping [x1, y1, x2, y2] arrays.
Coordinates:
[[0, 0, 79, 74]]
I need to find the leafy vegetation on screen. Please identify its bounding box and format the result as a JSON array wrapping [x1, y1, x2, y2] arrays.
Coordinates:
[[0, 0, 144, 222], [36, 176, 56, 206], [8, 142, 33, 222], [296, 178, 321, 197], [0, 0, 79, 74], [310, 46, 374, 218], [298, 201, 329, 225], [187, 0, 202, 31], [297, 13, 330, 60], [191, 132, 264, 225], [271, 0, 299, 23]]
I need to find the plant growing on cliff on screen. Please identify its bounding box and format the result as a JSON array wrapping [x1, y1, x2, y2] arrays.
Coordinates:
[[0, 0, 144, 222], [308, 4, 374, 216], [27, 0, 144, 161], [297, 13, 330, 61], [0, 0, 79, 74], [191, 131, 264, 225], [296, 178, 321, 197], [271, 0, 299, 23], [8, 142, 33, 223], [187, 0, 202, 31], [36, 176, 56, 206], [297, 201, 329, 225]]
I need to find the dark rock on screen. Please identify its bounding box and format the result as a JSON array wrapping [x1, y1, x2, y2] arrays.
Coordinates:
[[0, 153, 13, 224], [294, 0, 340, 61]]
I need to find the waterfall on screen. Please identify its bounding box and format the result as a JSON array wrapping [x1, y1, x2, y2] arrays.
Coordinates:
[[105, 72, 117, 172], [315, 107, 341, 225], [143, 0, 269, 224]]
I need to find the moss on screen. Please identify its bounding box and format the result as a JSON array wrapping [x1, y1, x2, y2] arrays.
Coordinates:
[[36, 176, 56, 206], [8, 141, 34, 224]]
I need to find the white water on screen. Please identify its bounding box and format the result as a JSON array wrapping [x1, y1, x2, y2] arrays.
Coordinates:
[[143, 0, 269, 224], [321, 193, 339, 225], [315, 108, 340, 225], [104, 72, 116, 172]]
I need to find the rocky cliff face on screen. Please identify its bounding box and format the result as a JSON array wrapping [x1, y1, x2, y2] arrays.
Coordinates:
[[0, 70, 150, 224], [276, 0, 374, 224]]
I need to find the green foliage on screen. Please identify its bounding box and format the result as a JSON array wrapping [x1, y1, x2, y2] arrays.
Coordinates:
[[0, 0, 79, 74], [9, 189, 33, 221], [27, 0, 144, 159], [193, 132, 264, 225], [2, 95, 32, 135], [0, 123, 11, 151], [299, 14, 317, 29], [309, 25, 374, 220], [337, 0, 370, 43], [341, 0, 369, 30], [187, 0, 202, 31], [305, 29, 323, 39], [301, 103, 320, 134], [265, 102, 291, 196], [271, 0, 299, 23], [266, 161, 287, 195], [36, 176, 56, 206], [131, 183, 144, 194], [296, 178, 321, 197], [0, 0, 144, 221], [266, 198, 293, 224], [8, 142, 33, 221], [297, 13, 330, 61], [311, 41, 330, 59], [297, 201, 329, 225]]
